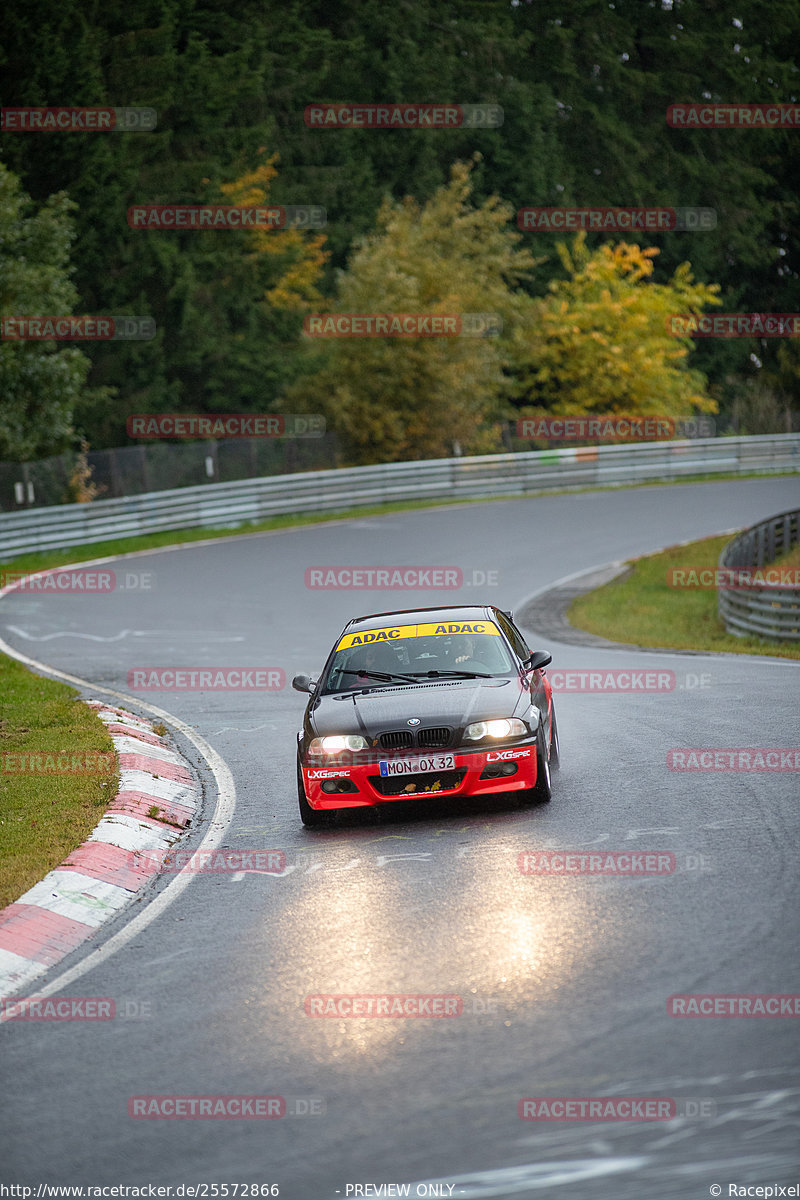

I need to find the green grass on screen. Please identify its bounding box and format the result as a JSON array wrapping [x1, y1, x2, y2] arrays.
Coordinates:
[[0, 653, 119, 908], [773, 541, 800, 570], [567, 533, 800, 660]]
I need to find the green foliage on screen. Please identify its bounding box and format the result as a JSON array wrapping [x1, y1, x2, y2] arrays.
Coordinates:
[[511, 233, 720, 419], [1, 0, 798, 457], [508, 0, 800, 406], [0, 163, 94, 460], [287, 160, 541, 462]]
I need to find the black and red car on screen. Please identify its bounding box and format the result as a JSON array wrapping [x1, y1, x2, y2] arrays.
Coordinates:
[[292, 605, 559, 826]]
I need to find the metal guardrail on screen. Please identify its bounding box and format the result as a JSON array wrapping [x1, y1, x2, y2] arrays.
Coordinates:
[[718, 508, 800, 641], [0, 434, 798, 560]]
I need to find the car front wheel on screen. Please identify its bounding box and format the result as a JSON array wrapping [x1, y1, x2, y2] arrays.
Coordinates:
[[549, 706, 560, 770], [520, 727, 552, 805]]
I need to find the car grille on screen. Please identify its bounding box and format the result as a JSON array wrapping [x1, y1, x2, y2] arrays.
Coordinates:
[[378, 727, 453, 750], [417, 726, 451, 748], [379, 730, 414, 750], [369, 769, 466, 797]]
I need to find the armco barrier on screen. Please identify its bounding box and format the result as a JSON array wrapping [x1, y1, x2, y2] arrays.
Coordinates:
[[718, 508, 800, 641], [0, 434, 798, 559]]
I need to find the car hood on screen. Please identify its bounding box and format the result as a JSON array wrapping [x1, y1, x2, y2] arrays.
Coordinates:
[[307, 677, 527, 740]]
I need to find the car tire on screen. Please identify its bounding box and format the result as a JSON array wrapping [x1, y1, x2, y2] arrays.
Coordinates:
[[520, 727, 552, 804], [549, 706, 560, 770], [297, 758, 335, 828]]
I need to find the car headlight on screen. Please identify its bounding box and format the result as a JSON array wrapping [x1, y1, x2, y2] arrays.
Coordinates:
[[464, 718, 527, 741], [308, 735, 368, 755]]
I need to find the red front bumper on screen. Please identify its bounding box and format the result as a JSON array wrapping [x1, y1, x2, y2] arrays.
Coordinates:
[[301, 742, 539, 810]]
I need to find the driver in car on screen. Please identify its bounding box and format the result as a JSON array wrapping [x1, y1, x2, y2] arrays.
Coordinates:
[[454, 635, 479, 665], [345, 640, 400, 686]]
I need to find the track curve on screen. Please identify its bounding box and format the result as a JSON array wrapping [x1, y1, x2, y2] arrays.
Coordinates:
[[1, 476, 798, 1199]]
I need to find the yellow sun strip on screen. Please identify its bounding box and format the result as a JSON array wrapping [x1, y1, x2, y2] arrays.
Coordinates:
[[336, 621, 501, 651]]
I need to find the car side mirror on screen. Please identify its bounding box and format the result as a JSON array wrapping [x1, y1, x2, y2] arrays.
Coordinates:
[[523, 650, 552, 672], [292, 674, 317, 694]]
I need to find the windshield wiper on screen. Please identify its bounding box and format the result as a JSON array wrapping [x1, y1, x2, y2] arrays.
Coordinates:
[[404, 669, 493, 679], [339, 668, 419, 684]]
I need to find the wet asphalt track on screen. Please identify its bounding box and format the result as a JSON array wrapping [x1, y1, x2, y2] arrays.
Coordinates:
[[1, 476, 799, 1199]]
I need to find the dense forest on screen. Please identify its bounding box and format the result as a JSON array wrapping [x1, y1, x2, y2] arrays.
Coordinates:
[[1, 0, 798, 464]]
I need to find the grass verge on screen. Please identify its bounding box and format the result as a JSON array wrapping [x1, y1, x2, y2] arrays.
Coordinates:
[[0, 653, 119, 908], [567, 533, 800, 661], [773, 541, 800, 570]]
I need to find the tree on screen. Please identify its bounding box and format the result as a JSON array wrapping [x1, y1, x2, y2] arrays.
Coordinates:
[[3, 0, 797, 448], [508, 0, 800, 418], [0, 162, 100, 461], [510, 232, 720, 420], [219, 153, 328, 310], [285, 159, 541, 463]]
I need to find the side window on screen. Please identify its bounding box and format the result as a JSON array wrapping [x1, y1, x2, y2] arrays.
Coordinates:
[[495, 612, 531, 662]]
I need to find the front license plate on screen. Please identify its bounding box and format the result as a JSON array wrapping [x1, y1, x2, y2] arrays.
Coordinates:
[[379, 754, 455, 776]]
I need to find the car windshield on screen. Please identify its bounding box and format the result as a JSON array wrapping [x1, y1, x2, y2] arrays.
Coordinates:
[[321, 629, 518, 694]]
